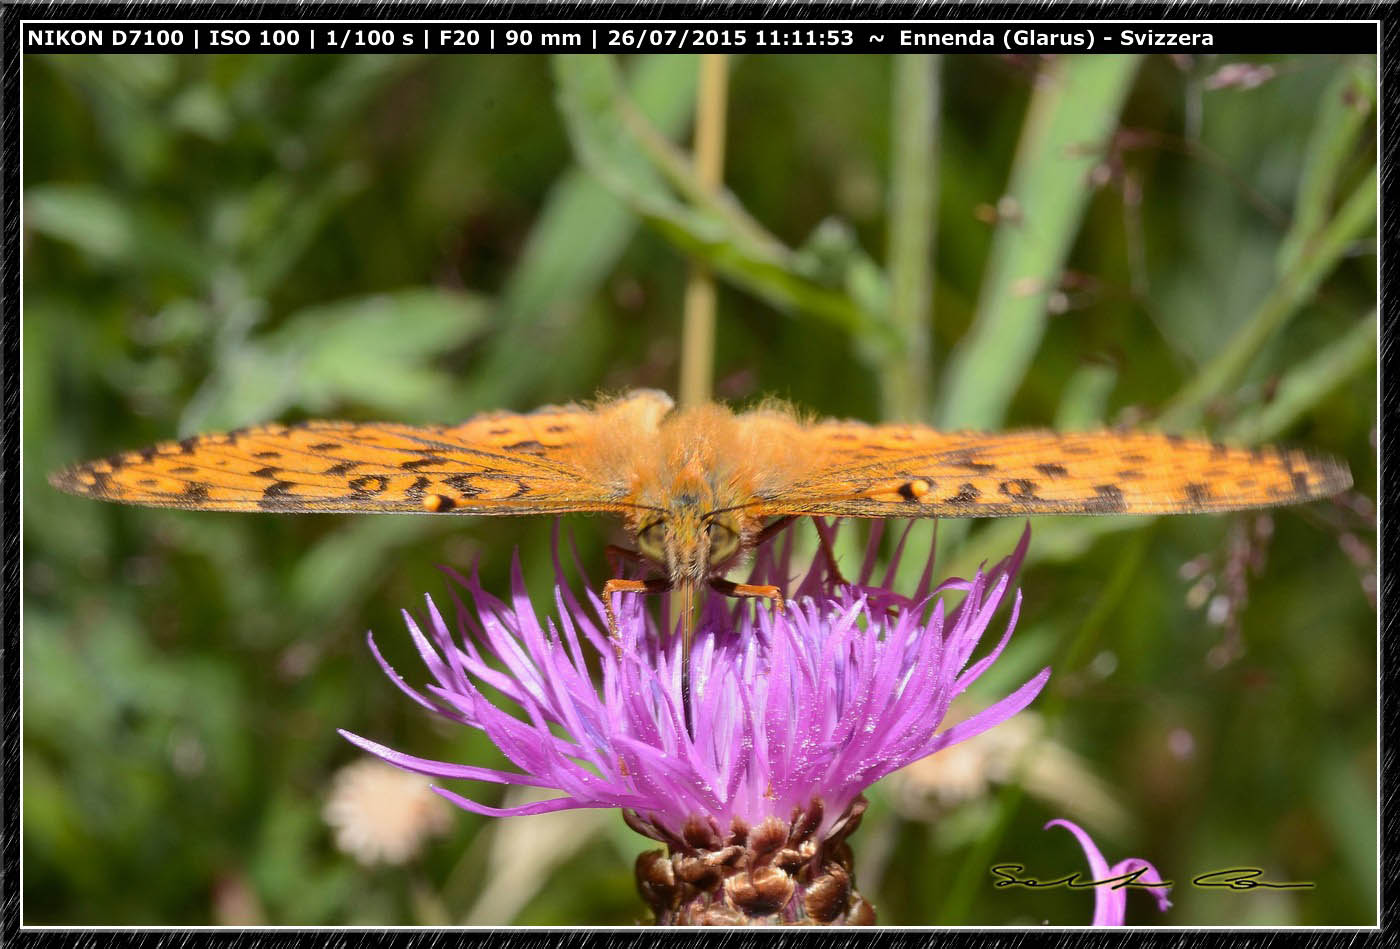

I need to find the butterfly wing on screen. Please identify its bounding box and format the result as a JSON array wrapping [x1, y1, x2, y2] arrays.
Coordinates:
[[754, 425, 1352, 518], [48, 409, 630, 516]]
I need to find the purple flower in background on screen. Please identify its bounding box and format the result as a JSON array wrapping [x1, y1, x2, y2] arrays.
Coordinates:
[[341, 523, 1049, 925], [1045, 819, 1172, 926]]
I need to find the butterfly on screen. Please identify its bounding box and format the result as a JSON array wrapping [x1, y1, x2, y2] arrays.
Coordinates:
[[49, 388, 1352, 717]]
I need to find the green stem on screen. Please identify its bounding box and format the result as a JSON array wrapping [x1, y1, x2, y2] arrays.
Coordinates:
[[618, 79, 791, 267], [937, 56, 1141, 431], [679, 55, 730, 409], [1160, 167, 1376, 430], [1226, 310, 1377, 444], [884, 55, 939, 422]]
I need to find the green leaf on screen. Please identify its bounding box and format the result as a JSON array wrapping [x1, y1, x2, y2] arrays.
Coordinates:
[[1277, 59, 1375, 276], [552, 54, 881, 337], [27, 183, 207, 279], [1161, 166, 1376, 430], [26, 185, 135, 261], [1226, 310, 1376, 444], [937, 56, 1142, 430], [463, 54, 701, 406], [1053, 362, 1118, 430], [180, 288, 490, 431]]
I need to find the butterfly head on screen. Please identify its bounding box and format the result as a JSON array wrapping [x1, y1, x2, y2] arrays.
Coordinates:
[[633, 506, 746, 586]]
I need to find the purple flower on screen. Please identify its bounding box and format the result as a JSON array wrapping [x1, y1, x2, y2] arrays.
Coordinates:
[[1045, 819, 1172, 925], [341, 522, 1049, 924]]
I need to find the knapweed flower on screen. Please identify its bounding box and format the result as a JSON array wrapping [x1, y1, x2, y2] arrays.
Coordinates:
[[341, 523, 1049, 925], [1045, 819, 1172, 926]]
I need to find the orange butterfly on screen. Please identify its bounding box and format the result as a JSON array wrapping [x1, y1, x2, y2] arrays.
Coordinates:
[[49, 389, 1351, 711]]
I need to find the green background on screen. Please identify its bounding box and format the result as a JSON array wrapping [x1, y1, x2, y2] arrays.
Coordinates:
[[22, 52, 1376, 925]]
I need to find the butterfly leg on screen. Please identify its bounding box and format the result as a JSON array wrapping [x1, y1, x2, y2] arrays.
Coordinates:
[[810, 518, 849, 586], [752, 515, 849, 586], [601, 576, 673, 647], [709, 578, 786, 616], [604, 543, 650, 577]]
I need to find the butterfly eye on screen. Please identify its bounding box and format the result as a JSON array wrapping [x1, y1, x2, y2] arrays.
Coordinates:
[[706, 518, 741, 566], [636, 520, 667, 563]]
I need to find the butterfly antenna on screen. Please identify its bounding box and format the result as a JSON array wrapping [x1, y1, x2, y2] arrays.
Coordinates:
[[679, 580, 696, 737]]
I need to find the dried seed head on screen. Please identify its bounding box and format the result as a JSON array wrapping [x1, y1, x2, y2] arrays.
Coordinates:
[[728, 815, 750, 847], [683, 814, 721, 852], [748, 816, 789, 865], [848, 895, 877, 925], [675, 854, 722, 889], [725, 866, 796, 918], [803, 865, 852, 924], [789, 798, 824, 845], [635, 849, 676, 915], [773, 848, 805, 874], [685, 904, 746, 926], [632, 796, 876, 925]]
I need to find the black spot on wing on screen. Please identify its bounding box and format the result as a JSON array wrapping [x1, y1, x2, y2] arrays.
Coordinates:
[[349, 475, 390, 496], [398, 455, 449, 471], [324, 460, 360, 477], [999, 479, 1040, 500], [258, 481, 297, 510], [946, 450, 997, 473], [946, 483, 981, 505], [1035, 462, 1068, 478], [1184, 482, 1211, 508], [443, 474, 484, 498], [403, 476, 430, 504], [1085, 484, 1126, 513], [503, 440, 546, 454]]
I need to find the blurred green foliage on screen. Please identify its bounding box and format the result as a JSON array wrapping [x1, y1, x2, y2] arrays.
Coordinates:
[[23, 52, 1375, 926]]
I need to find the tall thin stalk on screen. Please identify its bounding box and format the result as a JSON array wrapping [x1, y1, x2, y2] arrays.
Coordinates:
[[884, 55, 939, 422], [679, 55, 730, 407]]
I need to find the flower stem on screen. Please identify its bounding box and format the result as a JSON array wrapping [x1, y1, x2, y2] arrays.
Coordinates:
[[679, 54, 730, 408]]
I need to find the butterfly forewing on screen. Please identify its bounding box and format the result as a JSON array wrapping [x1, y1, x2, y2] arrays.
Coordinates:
[[47, 417, 630, 516], [757, 428, 1352, 519]]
